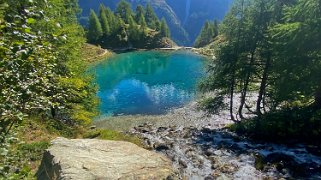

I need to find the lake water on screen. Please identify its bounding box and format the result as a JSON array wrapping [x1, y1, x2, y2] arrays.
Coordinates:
[[91, 50, 206, 116]]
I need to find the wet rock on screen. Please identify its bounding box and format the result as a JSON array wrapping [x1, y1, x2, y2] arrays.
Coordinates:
[[154, 142, 171, 151], [178, 159, 188, 168], [134, 126, 150, 133], [201, 127, 213, 134], [234, 165, 260, 179], [214, 150, 223, 156], [204, 175, 215, 180], [204, 149, 214, 156], [254, 153, 265, 170], [157, 126, 168, 132]]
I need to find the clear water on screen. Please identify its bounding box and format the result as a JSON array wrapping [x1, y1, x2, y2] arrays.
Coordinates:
[[91, 50, 206, 116]]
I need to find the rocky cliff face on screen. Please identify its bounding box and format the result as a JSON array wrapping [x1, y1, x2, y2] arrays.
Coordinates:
[[37, 137, 174, 180], [78, 0, 233, 46]]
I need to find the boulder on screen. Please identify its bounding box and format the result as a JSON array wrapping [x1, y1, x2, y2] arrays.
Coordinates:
[[37, 137, 174, 180]]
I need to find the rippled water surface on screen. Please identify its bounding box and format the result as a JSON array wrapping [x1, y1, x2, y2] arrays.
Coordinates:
[[91, 50, 206, 116]]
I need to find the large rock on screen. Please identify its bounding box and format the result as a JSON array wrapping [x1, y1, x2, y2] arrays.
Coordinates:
[[37, 137, 174, 180]]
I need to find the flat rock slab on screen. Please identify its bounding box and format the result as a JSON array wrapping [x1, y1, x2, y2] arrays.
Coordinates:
[[37, 137, 174, 180]]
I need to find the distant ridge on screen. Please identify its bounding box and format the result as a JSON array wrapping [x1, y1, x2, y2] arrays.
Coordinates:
[[78, 0, 233, 46]]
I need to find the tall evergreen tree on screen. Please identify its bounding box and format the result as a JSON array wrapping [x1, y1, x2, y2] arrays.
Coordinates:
[[128, 15, 140, 42], [116, 0, 132, 24], [135, 5, 145, 23], [138, 13, 147, 31], [194, 21, 217, 47], [145, 3, 158, 29], [105, 7, 118, 33], [99, 4, 111, 37], [87, 9, 103, 43], [160, 18, 170, 37]]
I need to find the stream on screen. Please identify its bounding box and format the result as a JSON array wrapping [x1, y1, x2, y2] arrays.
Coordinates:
[[132, 124, 321, 179]]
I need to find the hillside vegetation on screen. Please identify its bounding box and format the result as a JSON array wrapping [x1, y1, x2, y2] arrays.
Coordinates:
[[78, 0, 233, 46], [0, 0, 142, 178], [86, 1, 174, 49]]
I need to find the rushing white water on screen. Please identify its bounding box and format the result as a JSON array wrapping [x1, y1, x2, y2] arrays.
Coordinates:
[[133, 126, 321, 179]]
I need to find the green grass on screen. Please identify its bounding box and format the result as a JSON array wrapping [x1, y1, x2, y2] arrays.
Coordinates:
[[81, 43, 113, 63], [17, 142, 50, 162], [83, 129, 144, 147]]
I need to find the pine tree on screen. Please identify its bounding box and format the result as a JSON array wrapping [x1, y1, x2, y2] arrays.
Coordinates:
[[194, 21, 216, 47], [128, 16, 140, 42], [145, 3, 159, 29], [160, 18, 170, 37], [213, 19, 219, 37], [135, 5, 145, 23], [105, 7, 117, 33], [138, 13, 147, 31], [87, 9, 103, 43], [116, 0, 132, 24], [99, 4, 111, 37], [116, 15, 128, 42]]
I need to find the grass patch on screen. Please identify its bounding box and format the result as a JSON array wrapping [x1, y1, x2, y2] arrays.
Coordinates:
[[18, 141, 50, 162], [83, 129, 144, 147], [81, 43, 113, 63], [229, 107, 321, 144], [0, 117, 88, 179]]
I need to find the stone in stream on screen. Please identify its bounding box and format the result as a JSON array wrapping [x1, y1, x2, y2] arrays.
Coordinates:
[[37, 137, 175, 180], [154, 142, 171, 151]]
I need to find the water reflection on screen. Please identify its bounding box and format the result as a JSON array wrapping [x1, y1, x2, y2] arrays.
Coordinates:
[[91, 50, 206, 116]]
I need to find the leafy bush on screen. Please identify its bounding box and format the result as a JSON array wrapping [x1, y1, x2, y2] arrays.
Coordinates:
[[0, 131, 37, 179]]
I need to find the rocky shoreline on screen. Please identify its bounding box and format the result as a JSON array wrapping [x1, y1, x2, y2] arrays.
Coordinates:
[[95, 93, 321, 179]]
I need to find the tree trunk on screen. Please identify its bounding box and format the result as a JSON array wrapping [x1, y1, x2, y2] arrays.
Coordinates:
[[257, 53, 271, 116], [239, 50, 256, 119], [315, 85, 321, 109], [51, 106, 56, 119], [230, 72, 236, 122]]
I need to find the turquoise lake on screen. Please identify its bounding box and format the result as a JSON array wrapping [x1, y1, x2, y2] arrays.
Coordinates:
[[91, 50, 207, 116]]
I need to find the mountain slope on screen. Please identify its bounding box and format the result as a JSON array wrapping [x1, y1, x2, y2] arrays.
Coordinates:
[[78, 0, 232, 46]]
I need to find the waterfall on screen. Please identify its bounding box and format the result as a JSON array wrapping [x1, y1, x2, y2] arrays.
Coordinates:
[[184, 0, 191, 25]]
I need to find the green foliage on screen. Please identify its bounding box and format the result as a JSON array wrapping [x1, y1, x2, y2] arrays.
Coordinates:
[[0, 130, 41, 179], [194, 20, 219, 47], [230, 107, 321, 143], [144, 3, 159, 30], [201, 0, 321, 118], [0, 0, 98, 145], [135, 5, 145, 24], [86, 2, 171, 49], [18, 141, 50, 162], [88, 9, 103, 43], [99, 4, 111, 37], [83, 129, 144, 147], [0, 9, 99, 165], [116, 0, 132, 24], [160, 18, 170, 38]]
